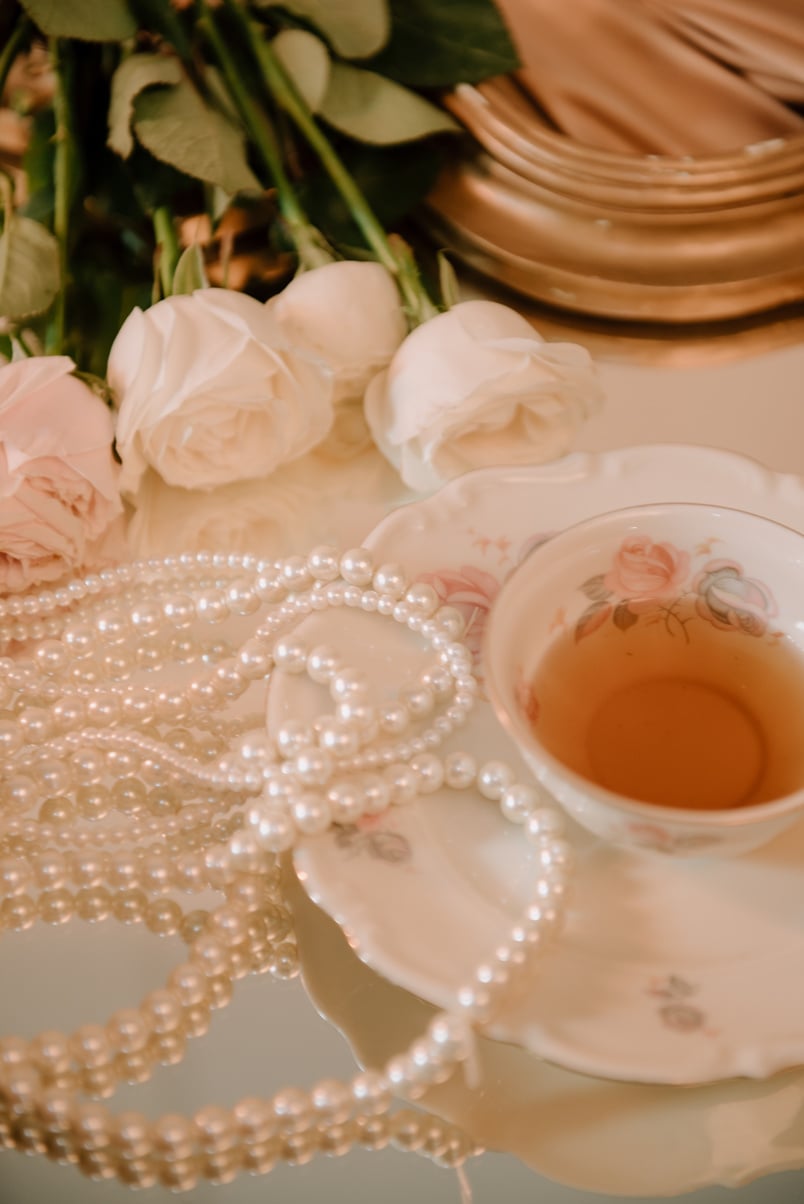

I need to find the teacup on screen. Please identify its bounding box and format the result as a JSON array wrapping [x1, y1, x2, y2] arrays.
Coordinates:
[[484, 503, 804, 857]]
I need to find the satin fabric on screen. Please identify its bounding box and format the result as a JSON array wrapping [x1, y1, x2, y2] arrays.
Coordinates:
[[495, 0, 804, 154]]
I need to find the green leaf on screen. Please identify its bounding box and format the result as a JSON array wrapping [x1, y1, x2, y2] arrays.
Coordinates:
[[437, 251, 460, 309], [108, 53, 184, 159], [0, 206, 61, 322], [319, 62, 458, 145], [272, 29, 330, 113], [262, 0, 390, 59], [133, 77, 261, 196], [20, 109, 56, 226], [171, 243, 208, 295], [365, 0, 519, 87], [18, 0, 136, 41]]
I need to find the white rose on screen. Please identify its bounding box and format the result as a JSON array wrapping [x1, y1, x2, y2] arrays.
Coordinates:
[[365, 300, 604, 491], [270, 260, 407, 459], [109, 288, 334, 496]]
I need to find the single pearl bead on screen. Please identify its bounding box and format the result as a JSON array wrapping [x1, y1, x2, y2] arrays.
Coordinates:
[[225, 581, 259, 616], [129, 602, 162, 637], [477, 761, 515, 800], [7, 774, 38, 813], [292, 749, 333, 787], [384, 764, 418, 805], [307, 546, 341, 582], [236, 638, 273, 680], [404, 584, 440, 616], [306, 645, 340, 684], [391, 601, 410, 624], [34, 639, 71, 675], [351, 1069, 391, 1115], [311, 1078, 352, 1124], [372, 564, 406, 599], [435, 606, 465, 637], [280, 556, 313, 589], [326, 781, 365, 824], [0, 718, 23, 755], [290, 793, 332, 836], [275, 720, 314, 759], [339, 548, 373, 586], [400, 686, 435, 718], [533, 837, 574, 872], [410, 753, 444, 794], [94, 608, 130, 644], [195, 590, 229, 624], [499, 783, 538, 824], [317, 719, 360, 758], [18, 706, 52, 743], [378, 703, 409, 735], [361, 774, 391, 815], [255, 572, 285, 603], [427, 1012, 474, 1060], [329, 669, 368, 703], [254, 808, 296, 853], [273, 638, 309, 674], [334, 700, 377, 736], [525, 807, 565, 840]]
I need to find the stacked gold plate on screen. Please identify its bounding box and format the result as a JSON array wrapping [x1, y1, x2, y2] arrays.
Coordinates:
[[426, 78, 804, 323]]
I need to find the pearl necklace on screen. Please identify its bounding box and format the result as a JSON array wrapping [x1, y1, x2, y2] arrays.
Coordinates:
[[0, 547, 572, 1191]]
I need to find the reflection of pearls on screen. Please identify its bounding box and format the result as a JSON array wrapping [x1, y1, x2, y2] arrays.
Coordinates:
[[0, 545, 570, 1189]]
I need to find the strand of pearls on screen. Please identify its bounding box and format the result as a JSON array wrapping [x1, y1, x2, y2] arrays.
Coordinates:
[[0, 546, 572, 1191]]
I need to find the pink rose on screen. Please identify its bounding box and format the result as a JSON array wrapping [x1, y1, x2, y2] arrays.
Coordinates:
[[694, 560, 776, 636], [0, 357, 123, 592], [604, 536, 690, 599], [418, 564, 500, 662]]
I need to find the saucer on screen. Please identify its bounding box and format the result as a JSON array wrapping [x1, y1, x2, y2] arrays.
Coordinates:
[[286, 868, 804, 1196], [282, 445, 804, 1085]]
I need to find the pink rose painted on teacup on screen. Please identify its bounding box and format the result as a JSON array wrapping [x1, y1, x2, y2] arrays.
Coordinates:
[[604, 536, 690, 599], [694, 560, 777, 636], [418, 564, 500, 663], [0, 357, 123, 592]]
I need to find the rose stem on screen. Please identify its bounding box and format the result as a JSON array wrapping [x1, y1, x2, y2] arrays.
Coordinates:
[[0, 16, 31, 102], [50, 37, 77, 355], [152, 205, 180, 299], [222, 0, 439, 327], [198, 7, 334, 271]]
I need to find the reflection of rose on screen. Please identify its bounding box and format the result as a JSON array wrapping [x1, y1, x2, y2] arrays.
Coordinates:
[[365, 300, 602, 491], [694, 560, 776, 636], [0, 357, 123, 591], [418, 565, 500, 662], [109, 289, 333, 496], [604, 536, 689, 599], [127, 458, 324, 560]]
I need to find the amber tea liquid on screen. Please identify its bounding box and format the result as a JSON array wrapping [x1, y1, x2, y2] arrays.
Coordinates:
[[529, 619, 804, 810]]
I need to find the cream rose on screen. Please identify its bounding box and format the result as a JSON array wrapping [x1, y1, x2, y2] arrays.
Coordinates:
[[269, 261, 407, 459], [109, 288, 334, 496], [365, 300, 603, 490], [0, 357, 123, 592]]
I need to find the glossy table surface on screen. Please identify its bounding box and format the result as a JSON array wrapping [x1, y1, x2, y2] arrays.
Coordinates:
[[3, 302, 804, 1204]]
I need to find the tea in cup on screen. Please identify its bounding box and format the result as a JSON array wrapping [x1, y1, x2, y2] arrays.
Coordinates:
[[484, 504, 804, 857]]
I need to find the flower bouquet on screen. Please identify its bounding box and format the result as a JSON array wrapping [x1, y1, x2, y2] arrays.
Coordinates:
[[0, 0, 602, 591]]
